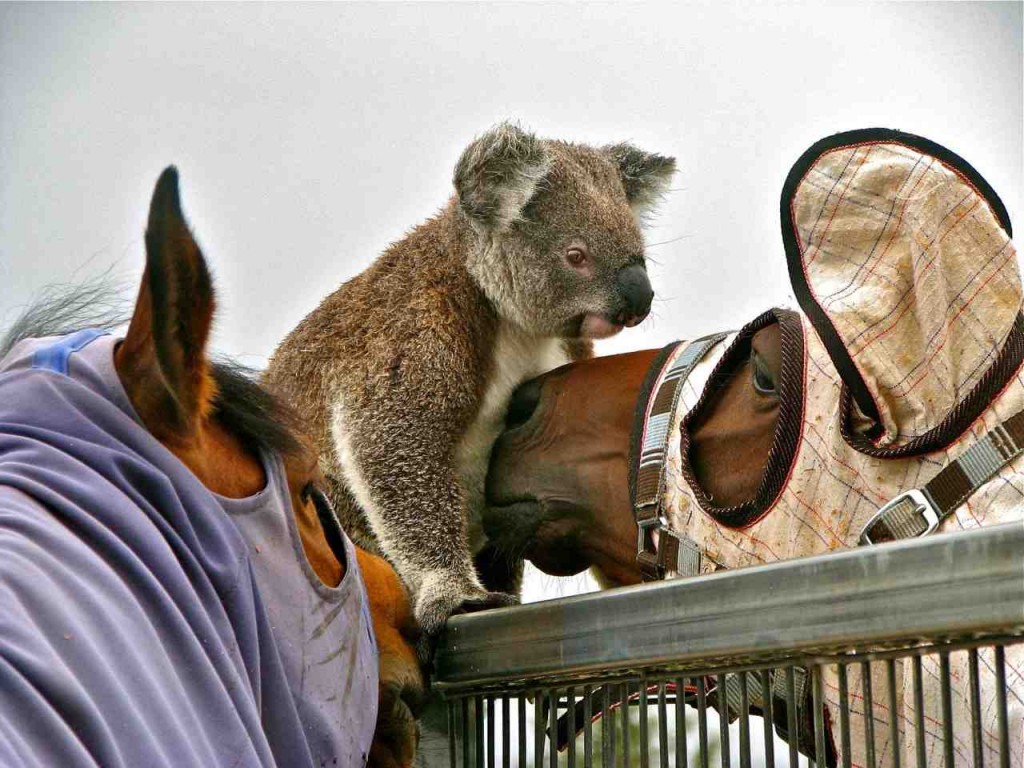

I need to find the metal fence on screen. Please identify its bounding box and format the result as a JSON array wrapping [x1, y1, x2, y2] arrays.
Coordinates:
[[433, 524, 1024, 767]]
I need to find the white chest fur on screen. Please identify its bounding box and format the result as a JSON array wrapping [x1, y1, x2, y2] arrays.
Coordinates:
[[456, 322, 570, 552]]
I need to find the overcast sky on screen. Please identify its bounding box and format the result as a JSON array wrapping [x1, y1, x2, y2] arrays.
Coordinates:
[[2, 2, 1020, 368], [2, 2, 1021, 603]]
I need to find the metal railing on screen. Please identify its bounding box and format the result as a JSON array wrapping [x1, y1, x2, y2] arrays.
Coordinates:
[[433, 524, 1024, 767]]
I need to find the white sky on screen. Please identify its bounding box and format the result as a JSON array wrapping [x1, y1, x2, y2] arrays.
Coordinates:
[[2, 1, 1021, 600]]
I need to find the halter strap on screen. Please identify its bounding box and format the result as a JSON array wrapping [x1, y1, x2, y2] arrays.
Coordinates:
[[859, 408, 1024, 545], [630, 333, 729, 581]]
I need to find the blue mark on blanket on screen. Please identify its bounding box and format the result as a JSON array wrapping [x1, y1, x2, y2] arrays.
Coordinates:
[[32, 328, 108, 375]]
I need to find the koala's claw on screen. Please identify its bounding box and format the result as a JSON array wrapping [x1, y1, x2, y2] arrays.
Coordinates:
[[452, 590, 520, 615], [413, 584, 520, 666]]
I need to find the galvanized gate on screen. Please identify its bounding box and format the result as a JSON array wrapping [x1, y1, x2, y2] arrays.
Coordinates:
[[433, 524, 1024, 767]]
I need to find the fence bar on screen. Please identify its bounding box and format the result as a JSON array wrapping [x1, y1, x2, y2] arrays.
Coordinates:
[[738, 672, 750, 768], [583, 685, 593, 768], [487, 696, 495, 768], [812, 666, 826, 768], [475, 696, 485, 768], [518, 696, 527, 768], [535, 691, 545, 767], [760, 670, 775, 768], [716, 673, 729, 768], [912, 655, 926, 768], [995, 644, 1010, 768], [609, 685, 618, 765], [675, 678, 688, 768], [939, 652, 954, 768], [567, 686, 576, 768], [622, 682, 631, 768], [886, 658, 901, 768], [861, 662, 876, 768], [602, 686, 612, 767], [657, 682, 668, 768], [548, 689, 558, 768], [501, 700, 509, 768], [639, 680, 649, 768], [786, 667, 799, 768], [968, 649, 984, 768], [837, 663, 851, 768], [696, 678, 709, 768], [449, 701, 458, 768], [462, 697, 471, 768], [435, 525, 1024, 688]]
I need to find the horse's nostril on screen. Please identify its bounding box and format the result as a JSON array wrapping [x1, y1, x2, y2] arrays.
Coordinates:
[[505, 379, 542, 430]]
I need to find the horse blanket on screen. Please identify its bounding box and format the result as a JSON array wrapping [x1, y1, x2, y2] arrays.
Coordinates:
[[0, 332, 378, 767], [657, 129, 1023, 766]]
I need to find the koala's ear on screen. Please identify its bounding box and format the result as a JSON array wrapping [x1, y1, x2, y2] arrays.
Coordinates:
[[605, 143, 676, 216], [454, 122, 552, 234]]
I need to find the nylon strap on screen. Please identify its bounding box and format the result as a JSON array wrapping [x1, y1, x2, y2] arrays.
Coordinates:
[[859, 409, 1024, 545], [721, 667, 809, 719], [632, 333, 729, 580]]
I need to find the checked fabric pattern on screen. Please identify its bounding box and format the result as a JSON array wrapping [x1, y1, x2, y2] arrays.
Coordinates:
[[659, 133, 1024, 767], [791, 141, 1021, 447]]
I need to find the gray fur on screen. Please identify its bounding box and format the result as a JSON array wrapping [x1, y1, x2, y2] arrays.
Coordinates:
[[454, 121, 553, 234], [265, 122, 675, 638], [605, 142, 677, 218]]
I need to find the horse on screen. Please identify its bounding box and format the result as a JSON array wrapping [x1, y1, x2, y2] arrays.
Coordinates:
[[0, 168, 422, 766], [484, 129, 1024, 766]]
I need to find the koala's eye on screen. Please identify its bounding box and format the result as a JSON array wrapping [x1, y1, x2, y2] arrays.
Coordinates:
[[565, 247, 588, 268]]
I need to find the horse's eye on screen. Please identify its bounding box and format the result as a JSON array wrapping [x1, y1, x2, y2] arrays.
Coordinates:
[[751, 352, 777, 395]]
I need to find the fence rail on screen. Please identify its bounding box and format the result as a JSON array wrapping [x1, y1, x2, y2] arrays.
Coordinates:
[[433, 524, 1024, 767]]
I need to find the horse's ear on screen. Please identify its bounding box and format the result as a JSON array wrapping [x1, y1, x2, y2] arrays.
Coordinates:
[[117, 167, 217, 444]]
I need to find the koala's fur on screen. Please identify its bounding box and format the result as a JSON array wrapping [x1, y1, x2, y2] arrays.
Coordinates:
[[265, 123, 674, 635]]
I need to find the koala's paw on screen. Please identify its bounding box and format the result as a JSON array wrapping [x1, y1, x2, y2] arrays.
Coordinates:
[[414, 577, 519, 664]]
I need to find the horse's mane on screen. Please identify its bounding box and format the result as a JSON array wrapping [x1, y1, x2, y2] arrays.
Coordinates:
[[1, 277, 305, 460], [0, 271, 132, 359]]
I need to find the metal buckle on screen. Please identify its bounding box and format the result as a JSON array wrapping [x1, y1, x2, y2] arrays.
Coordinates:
[[859, 489, 940, 545], [636, 514, 666, 554]]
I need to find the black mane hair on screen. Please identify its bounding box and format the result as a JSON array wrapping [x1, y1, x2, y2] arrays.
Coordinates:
[[2, 278, 306, 460], [209, 358, 306, 460]]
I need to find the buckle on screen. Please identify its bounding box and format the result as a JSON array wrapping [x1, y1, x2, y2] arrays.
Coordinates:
[[859, 489, 940, 545], [636, 513, 667, 554]]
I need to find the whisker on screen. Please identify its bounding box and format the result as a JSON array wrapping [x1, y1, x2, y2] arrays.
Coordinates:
[[646, 234, 695, 249]]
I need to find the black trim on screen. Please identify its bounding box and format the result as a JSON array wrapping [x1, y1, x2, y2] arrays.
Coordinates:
[[628, 340, 681, 509], [781, 128, 1015, 455], [841, 313, 1024, 458], [679, 309, 806, 529]]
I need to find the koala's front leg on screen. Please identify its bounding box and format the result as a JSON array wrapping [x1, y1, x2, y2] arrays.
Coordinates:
[[333, 390, 517, 641]]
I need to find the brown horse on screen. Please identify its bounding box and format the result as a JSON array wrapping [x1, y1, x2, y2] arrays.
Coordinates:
[[484, 323, 781, 587], [0, 169, 422, 766]]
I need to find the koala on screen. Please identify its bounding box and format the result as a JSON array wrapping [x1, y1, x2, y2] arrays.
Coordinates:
[[265, 122, 675, 636]]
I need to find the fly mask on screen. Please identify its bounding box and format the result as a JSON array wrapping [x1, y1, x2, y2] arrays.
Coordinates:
[[630, 128, 1023, 766]]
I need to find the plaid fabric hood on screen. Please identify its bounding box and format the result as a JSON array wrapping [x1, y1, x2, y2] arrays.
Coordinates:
[[784, 129, 1021, 452], [656, 129, 1022, 767]]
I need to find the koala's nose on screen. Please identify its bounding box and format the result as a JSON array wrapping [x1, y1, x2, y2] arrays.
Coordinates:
[[505, 378, 542, 430], [614, 264, 654, 327]]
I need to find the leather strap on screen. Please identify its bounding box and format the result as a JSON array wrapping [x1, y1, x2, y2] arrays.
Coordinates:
[[859, 409, 1024, 545], [632, 333, 729, 580]]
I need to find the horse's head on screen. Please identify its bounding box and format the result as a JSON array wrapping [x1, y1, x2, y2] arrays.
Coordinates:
[[485, 323, 784, 586], [116, 168, 345, 581], [116, 168, 422, 764]]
